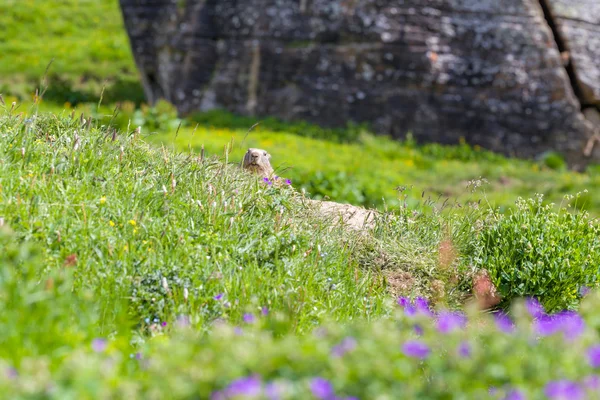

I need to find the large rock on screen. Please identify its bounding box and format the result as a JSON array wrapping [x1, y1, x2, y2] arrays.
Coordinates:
[[119, 0, 599, 166]]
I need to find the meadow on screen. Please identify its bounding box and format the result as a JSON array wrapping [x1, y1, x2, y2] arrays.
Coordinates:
[[2, 0, 600, 398]]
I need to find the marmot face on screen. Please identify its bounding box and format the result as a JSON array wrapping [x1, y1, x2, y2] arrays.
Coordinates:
[[243, 148, 274, 177]]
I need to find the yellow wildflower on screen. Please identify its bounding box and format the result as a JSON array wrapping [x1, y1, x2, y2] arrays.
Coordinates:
[[109, 220, 115, 227], [128, 220, 136, 226], [100, 196, 106, 205]]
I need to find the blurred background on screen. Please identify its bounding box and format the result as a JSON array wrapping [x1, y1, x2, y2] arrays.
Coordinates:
[[2, 0, 600, 212]]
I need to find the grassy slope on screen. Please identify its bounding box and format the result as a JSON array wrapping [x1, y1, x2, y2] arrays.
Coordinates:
[[2, 110, 600, 399], [0, 0, 143, 103], [0, 109, 392, 340]]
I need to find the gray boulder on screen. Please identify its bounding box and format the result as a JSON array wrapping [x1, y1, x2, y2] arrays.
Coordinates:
[[119, 0, 599, 167]]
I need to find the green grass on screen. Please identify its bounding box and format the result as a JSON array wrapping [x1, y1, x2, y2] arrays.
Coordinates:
[[3, 109, 600, 398], [0, 0, 143, 104]]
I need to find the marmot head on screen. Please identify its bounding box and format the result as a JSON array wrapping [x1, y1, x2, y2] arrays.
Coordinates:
[[242, 148, 274, 177]]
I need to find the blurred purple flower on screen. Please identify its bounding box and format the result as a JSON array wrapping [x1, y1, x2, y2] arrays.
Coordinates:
[[243, 313, 256, 324], [525, 297, 545, 318], [161, 321, 167, 327], [265, 382, 283, 400], [534, 314, 561, 336], [310, 377, 334, 399], [234, 327, 243, 335], [135, 352, 143, 360], [91, 338, 107, 353], [397, 297, 417, 317], [544, 380, 585, 400], [261, 306, 269, 316], [397, 297, 410, 307], [534, 311, 585, 340], [580, 286, 591, 297], [214, 293, 224, 301], [559, 311, 585, 341], [285, 179, 292, 185], [504, 389, 526, 400], [216, 375, 262, 399], [457, 341, 471, 358], [5, 367, 18, 379], [331, 337, 357, 358], [402, 340, 430, 359], [436, 311, 467, 334], [588, 346, 600, 368], [415, 297, 433, 316], [494, 312, 515, 334]]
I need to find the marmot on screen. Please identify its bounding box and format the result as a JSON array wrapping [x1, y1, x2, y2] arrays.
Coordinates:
[[242, 148, 275, 178]]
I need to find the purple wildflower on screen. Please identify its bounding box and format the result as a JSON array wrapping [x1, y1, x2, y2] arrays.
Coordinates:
[[222, 375, 262, 398], [310, 377, 334, 399], [525, 297, 545, 318], [331, 337, 357, 358], [243, 313, 255, 324], [234, 327, 243, 335], [397, 297, 416, 316], [457, 341, 471, 358], [135, 352, 143, 360], [402, 340, 430, 359], [504, 389, 526, 400], [261, 306, 269, 316], [415, 297, 433, 316], [534, 314, 561, 336], [285, 179, 292, 185], [263, 177, 272, 185], [588, 346, 600, 368], [436, 311, 467, 334], [544, 380, 585, 400], [559, 311, 585, 341], [161, 321, 167, 327], [397, 297, 411, 307], [91, 338, 107, 353], [214, 293, 224, 301], [534, 311, 585, 340], [494, 312, 515, 334]]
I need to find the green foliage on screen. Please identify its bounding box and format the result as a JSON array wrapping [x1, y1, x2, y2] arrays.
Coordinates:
[[539, 151, 567, 171], [3, 295, 600, 398], [472, 193, 600, 312]]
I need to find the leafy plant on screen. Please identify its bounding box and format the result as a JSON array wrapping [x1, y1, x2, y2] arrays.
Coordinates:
[[472, 193, 600, 312]]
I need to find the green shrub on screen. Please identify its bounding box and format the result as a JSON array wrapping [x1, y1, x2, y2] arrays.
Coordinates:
[[539, 151, 567, 171], [472, 193, 600, 312]]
